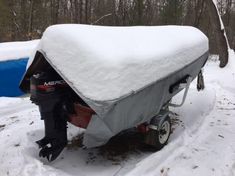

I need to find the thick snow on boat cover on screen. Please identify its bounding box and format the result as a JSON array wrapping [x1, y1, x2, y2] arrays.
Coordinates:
[[27, 24, 208, 102], [24, 25, 209, 147]]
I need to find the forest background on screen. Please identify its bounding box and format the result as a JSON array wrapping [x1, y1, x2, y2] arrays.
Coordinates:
[[0, 0, 234, 65]]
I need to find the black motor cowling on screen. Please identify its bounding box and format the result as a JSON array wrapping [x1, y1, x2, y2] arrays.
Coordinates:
[[30, 71, 71, 161]]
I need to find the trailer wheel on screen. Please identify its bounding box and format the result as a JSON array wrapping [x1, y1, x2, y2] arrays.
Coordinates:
[[145, 116, 171, 150]]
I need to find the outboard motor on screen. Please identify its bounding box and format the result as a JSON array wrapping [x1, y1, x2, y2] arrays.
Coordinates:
[[30, 71, 72, 161]]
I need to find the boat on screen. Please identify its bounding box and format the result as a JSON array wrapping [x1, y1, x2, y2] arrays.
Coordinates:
[[20, 24, 209, 161]]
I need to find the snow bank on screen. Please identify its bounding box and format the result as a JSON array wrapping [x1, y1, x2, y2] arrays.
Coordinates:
[[28, 24, 208, 101], [0, 40, 39, 62]]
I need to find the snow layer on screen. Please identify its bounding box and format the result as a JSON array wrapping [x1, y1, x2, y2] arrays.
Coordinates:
[[1, 51, 235, 176], [0, 40, 39, 62], [28, 24, 208, 101]]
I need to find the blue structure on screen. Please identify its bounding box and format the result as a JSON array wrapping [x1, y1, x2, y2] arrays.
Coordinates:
[[0, 58, 28, 97]]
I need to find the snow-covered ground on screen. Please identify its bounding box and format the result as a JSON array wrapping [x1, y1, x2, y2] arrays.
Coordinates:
[[0, 51, 235, 176]]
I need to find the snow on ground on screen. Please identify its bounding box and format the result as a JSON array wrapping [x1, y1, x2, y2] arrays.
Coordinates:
[[0, 52, 235, 176], [0, 40, 39, 61]]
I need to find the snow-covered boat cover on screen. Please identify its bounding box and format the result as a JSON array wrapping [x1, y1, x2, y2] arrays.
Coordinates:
[[28, 24, 208, 102], [26, 24, 209, 147]]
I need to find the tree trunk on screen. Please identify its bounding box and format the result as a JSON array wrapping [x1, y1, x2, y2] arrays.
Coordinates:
[[194, 0, 205, 27], [28, 0, 34, 39], [206, 0, 229, 67], [74, 0, 79, 23], [137, 0, 144, 25], [79, 0, 83, 23], [85, 0, 88, 23]]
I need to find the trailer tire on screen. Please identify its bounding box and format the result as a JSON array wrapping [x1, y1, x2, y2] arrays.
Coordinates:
[[145, 116, 171, 150]]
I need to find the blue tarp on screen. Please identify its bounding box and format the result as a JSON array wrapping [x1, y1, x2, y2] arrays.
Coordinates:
[[0, 58, 28, 97]]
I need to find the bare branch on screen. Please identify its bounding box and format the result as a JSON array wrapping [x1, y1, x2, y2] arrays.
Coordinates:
[[91, 13, 112, 25]]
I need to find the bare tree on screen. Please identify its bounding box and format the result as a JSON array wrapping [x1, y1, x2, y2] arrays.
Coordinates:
[[206, 0, 229, 67]]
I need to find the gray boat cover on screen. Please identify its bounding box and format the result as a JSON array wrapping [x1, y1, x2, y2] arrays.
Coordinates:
[[23, 24, 209, 147]]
